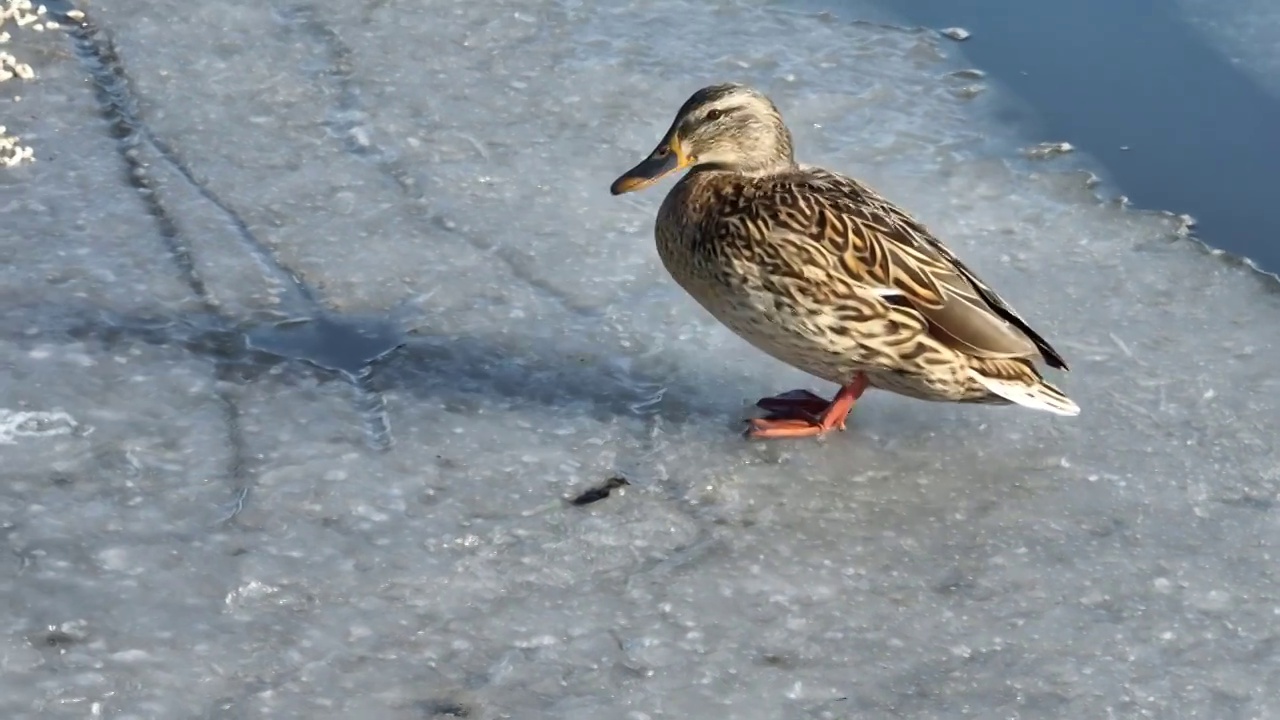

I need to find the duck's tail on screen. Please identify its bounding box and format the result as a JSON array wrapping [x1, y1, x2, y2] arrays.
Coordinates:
[[968, 360, 1081, 417]]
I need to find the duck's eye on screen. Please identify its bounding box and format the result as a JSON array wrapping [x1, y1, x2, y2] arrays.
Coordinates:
[[705, 109, 725, 121]]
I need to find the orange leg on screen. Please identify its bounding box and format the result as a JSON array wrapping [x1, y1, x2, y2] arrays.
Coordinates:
[[745, 373, 869, 440]]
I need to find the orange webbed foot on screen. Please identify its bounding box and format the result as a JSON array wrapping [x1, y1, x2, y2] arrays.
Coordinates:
[[743, 374, 869, 441]]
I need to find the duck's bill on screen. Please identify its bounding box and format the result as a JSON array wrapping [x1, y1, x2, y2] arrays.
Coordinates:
[[610, 140, 687, 195]]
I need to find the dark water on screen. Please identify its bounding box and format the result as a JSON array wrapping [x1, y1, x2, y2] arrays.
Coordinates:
[[809, 0, 1280, 273]]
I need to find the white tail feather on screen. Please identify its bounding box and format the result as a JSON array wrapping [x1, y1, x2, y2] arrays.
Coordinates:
[[969, 370, 1081, 417]]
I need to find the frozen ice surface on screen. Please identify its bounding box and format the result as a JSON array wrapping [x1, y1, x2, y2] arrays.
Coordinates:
[[2, 0, 1279, 718], [1179, 0, 1280, 99]]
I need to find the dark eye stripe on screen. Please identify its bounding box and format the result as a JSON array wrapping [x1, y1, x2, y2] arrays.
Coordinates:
[[705, 105, 744, 121]]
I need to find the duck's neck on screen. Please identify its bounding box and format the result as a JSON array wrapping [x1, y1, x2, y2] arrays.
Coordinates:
[[730, 155, 797, 177], [742, 118, 797, 175], [690, 157, 796, 181]]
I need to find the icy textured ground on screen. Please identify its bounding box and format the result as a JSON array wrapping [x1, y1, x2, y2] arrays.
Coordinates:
[[2, 0, 1278, 718]]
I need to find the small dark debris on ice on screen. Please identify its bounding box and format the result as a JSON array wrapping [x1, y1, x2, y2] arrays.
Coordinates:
[[571, 476, 630, 506]]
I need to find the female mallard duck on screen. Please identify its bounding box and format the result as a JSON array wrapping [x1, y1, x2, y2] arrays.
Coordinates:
[[610, 83, 1079, 440]]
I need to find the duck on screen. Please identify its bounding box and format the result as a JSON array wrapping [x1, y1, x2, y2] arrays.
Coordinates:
[[609, 83, 1079, 440]]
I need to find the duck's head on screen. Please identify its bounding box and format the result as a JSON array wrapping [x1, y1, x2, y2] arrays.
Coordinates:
[[610, 83, 796, 195]]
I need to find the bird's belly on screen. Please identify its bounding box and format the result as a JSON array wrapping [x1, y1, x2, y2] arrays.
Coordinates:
[[682, 282, 868, 386], [668, 268, 997, 403], [862, 368, 996, 403]]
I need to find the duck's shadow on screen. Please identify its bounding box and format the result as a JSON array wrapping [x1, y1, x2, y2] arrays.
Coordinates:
[[369, 330, 737, 431], [39, 302, 1001, 450], [43, 304, 737, 433]]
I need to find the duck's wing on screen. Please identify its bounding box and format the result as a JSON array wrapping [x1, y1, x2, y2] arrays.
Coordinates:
[[772, 168, 1069, 370]]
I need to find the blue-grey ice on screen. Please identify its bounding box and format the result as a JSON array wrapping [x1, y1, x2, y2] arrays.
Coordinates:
[[2, 0, 1278, 718], [1180, 0, 1280, 99]]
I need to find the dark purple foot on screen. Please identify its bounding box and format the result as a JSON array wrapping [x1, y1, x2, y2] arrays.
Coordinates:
[[754, 389, 831, 419]]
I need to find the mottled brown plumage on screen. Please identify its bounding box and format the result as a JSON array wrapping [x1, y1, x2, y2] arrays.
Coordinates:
[[610, 83, 1079, 439]]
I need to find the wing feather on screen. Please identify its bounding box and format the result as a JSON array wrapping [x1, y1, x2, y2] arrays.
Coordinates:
[[758, 169, 1069, 370]]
